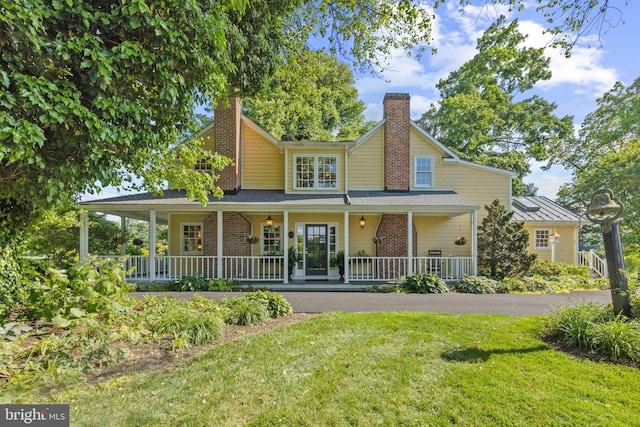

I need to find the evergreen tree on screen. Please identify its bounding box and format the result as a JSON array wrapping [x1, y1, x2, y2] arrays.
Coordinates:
[[478, 199, 536, 278]]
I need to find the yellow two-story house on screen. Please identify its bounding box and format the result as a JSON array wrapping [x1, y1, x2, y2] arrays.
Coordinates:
[[82, 93, 585, 285]]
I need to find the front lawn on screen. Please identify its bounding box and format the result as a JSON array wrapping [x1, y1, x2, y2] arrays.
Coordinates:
[[54, 312, 639, 426]]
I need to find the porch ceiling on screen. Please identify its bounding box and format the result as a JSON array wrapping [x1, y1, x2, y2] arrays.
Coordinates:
[[80, 189, 479, 218]]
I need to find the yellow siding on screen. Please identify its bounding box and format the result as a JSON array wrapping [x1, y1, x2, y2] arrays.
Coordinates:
[[439, 163, 511, 223], [286, 148, 345, 193], [348, 127, 384, 190], [168, 214, 211, 256], [413, 215, 472, 257], [349, 214, 382, 256], [523, 224, 578, 264], [200, 127, 215, 152], [242, 124, 284, 189], [409, 127, 448, 190]]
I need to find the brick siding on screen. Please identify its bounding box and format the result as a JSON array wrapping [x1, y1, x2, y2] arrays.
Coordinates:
[[213, 98, 242, 192], [383, 93, 411, 192]]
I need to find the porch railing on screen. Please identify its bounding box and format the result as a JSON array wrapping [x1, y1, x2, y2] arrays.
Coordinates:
[[347, 256, 472, 282], [579, 250, 607, 278], [100, 255, 471, 282]]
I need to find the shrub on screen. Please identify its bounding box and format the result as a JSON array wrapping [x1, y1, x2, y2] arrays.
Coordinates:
[[207, 278, 235, 292], [500, 277, 527, 293], [134, 281, 174, 292], [245, 291, 293, 318], [144, 296, 225, 349], [174, 274, 209, 292], [27, 258, 134, 325], [519, 275, 557, 294], [220, 297, 270, 325], [543, 302, 615, 349], [454, 276, 498, 294], [399, 274, 448, 294], [590, 317, 640, 362]]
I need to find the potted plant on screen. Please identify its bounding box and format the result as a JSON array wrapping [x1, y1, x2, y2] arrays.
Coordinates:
[[454, 236, 467, 245], [330, 250, 345, 281], [246, 234, 259, 244], [287, 246, 299, 280], [132, 238, 144, 246]]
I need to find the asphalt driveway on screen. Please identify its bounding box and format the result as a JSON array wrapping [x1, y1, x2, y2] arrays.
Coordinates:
[[132, 290, 614, 316]]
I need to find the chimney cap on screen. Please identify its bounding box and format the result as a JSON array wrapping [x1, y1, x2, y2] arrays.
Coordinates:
[[383, 93, 410, 100]]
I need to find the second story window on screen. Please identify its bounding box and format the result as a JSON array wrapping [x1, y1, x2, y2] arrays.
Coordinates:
[[414, 156, 433, 187], [194, 159, 214, 175], [295, 155, 337, 190]]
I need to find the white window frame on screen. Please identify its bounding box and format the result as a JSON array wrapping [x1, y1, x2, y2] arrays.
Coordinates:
[[180, 222, 203, 255], [535, 228, 551, 250], [414, 156, 434, 188], [294, 154, 338, 190], [261, 223, 283, 255]]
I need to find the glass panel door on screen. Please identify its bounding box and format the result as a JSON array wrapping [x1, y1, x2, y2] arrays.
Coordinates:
[[305, 224, 328, 276]]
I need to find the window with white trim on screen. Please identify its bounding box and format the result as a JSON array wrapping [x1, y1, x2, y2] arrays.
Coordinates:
[[414, 156, 433, 187], [194, 159, 214, 175], [181, 223, 203, 254], [294, 155, 338, 189], [535, 229, 551, 250], [262, 224, 282, 255]]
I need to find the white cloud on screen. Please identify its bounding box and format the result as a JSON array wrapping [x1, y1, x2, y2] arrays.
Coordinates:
[[525, 161, 573, 199], [517, 20, 618, 95]]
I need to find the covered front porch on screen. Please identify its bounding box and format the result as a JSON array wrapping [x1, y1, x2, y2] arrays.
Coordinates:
[[80, 189, 480, 286]]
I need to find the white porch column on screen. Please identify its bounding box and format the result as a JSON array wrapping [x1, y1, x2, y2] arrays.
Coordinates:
[[217, 211, 223, 279], [120, 216, 127, 255], [407, 211, 413, 276], [343, 211, 349, 283], [149, 210, 156, 281], [79, 212, 89, 261], [471, 210, 478, 276], [283, 211, 289, 284]]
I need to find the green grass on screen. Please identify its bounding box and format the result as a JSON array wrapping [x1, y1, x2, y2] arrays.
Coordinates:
[[55, 313, 639, 426]]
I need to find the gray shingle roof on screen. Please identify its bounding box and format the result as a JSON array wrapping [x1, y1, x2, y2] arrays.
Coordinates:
[[81, 189, 479, 212], [512, 196, 583, 223]]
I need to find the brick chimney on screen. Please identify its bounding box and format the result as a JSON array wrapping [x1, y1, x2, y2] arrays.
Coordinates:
[[383, 93, 411, 192], [213, 97, 242, 193]]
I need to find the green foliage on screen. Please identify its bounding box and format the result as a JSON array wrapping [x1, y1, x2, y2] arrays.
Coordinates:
[[454, 276, 499, 294], [544, 302, 615, 349], [0, 322, 32, 341], [330, 250, 345, 268], [544, 302, 640, 363], [244, 48, 374, 141], [143, 296, 225, 350], [590, 317, 640, 362], [27, 257, 134, 324], [0, 246, 29, 318], [245, 291, 293, 318], [174, 275, 209, 292], [220, 297, 270, 326], [416, 17, 573, 196], [555, 77, 640, 248], [133, 281, 173, 292], [398, 274, 448, 294], [477, 199, 536, 278], [172, 275, 235, 292]]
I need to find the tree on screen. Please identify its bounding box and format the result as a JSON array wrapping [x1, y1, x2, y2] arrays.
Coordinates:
[[0, 0, 439, 246], [477, 199, 536, 278], [416, 17, 574, 195], [23, 210, 121, 267], [243, 48, 375, 141], [555, 77, 640, 249]]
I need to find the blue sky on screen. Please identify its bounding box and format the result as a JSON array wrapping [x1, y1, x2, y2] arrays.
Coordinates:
[[353, 0, 639, 199]]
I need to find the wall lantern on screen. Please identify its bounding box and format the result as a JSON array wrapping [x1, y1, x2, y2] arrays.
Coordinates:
[[359, 215, 366, 229], [265, 213, 274, 227]]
